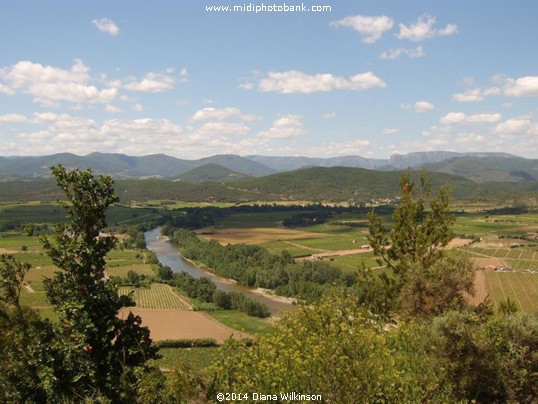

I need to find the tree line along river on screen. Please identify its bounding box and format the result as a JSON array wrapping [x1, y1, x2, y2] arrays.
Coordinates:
[[144, 227, 292, 314]]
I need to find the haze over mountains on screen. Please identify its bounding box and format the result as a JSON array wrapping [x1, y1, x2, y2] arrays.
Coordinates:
[[0, 151, 536, 184]]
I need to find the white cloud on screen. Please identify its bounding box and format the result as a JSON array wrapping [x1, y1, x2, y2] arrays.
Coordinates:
[[258, 115, 305, 139], [493, 117, 535, 135], [503, 76, 538, 97], [92, 18, 119, 36], [322, 112, 337, 119], [455, 133, 486, 144], [452, 87, 500, 103], [132, 104, 144, 111], [191, 107, 241, 122], [382, 128, 400, 135], [0, 83, 14, 95], [0, 59, 117, 106], [330, 15, 394, 44], [124, 70, 177, 92], [102, 118, 183, 136], [0, 113, 27, 123], [105, 104, 123, 113], [258, 70, 386, 94], [379, 46, 425, 60], [194, 121, 251, 137], [401, 101, 434, 113], [440, 112, 502, 125], [397, 15, 457, 42], [239, 82, 254, 90], [400, 101, 434, 112], [304, 139, 371, 157]]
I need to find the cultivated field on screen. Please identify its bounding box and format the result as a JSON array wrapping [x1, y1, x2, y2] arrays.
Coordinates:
[[120, 308, 246, 342], [198, 226, 327, 245], [106, 264, 155, 278], [484, 271, 538, 313], [118, 283, 192, 310]]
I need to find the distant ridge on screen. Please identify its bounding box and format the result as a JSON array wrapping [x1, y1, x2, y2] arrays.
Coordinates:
[[176, 163, 251, 183], [0, 166, 535, 204], [0, 151, 534, 183]]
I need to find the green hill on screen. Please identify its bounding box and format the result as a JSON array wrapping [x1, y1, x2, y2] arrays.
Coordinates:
[[231, 167, 480, 202], [424, 156, 538, 183], [176, 164, 250, 183]]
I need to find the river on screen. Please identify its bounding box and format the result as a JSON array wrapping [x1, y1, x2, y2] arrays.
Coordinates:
[[144, 227, 293, 314]]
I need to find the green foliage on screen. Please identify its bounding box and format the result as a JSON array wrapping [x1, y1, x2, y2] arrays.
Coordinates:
[[209, 294, 453, 402], [0, 305, 55, 402], [499, 297, 519, 315], [156, 265, 173, 280], [38, 165, 158, 401], [368, 170, 455, 276], [154, 338, 218, 348], [429, 309, 538, 403], [367, 171, 475, 317], [0, 254, 30, 309]]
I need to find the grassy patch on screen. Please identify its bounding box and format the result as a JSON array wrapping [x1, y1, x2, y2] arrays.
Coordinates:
[[207, 310, 274, 336], [328, 253, 381, 273], [151, 347, 220, 372]]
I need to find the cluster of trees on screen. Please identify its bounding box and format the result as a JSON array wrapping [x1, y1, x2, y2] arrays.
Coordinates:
[[0, 166, 162, 402], [213, 290, 270, 318], [166, 228, 354, 303], [160, 269, 270, 318], [158, 203, 364, 230], [281, 211, 331, 228]]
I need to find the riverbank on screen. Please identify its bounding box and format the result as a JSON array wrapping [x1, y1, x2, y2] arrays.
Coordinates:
[[145, 227, 293, 314]]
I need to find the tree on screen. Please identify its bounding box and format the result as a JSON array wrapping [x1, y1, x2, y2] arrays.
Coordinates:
[[41, 165, 158, 401], [367, 171, 474, 317]]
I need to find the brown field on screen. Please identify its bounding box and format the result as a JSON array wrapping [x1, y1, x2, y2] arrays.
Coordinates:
[[446, 238, 473, 248], [309, 248, 372, 260], [198, 227, 327, 245], [120, 308, 246, 342], [466, 270, 488, 306], [0, 248, 19, 254], [471, 257, 505, 269], [507, 225, 538, 232]]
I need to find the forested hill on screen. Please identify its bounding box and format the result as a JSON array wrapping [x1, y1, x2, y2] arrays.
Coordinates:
[[0, 166, 536, 204], [233, 167, 478, 201], [423, 156, 538, 183]]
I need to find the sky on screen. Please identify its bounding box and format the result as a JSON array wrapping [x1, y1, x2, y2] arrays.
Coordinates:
[[0, 0, 537, 159]]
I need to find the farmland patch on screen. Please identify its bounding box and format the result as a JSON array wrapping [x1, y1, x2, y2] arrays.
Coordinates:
[[120, 308, 246, 342]]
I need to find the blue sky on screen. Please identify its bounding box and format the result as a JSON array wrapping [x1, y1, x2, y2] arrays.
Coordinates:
[[0, 0, 537, 159]]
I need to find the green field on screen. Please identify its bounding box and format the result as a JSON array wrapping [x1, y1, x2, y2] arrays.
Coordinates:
[[207, 310, 275, 335], [119, 283, 192, 310], [106, 264, 156, 278], [328, 253, 381, 273], [0, 203, 65, 224], [0, 203, 158, 227], [485, 271, 538, 313], [260, 240, 313, 257]]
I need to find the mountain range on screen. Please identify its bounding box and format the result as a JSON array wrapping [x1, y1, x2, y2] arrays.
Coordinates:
[[0, 151, 536, 183]]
